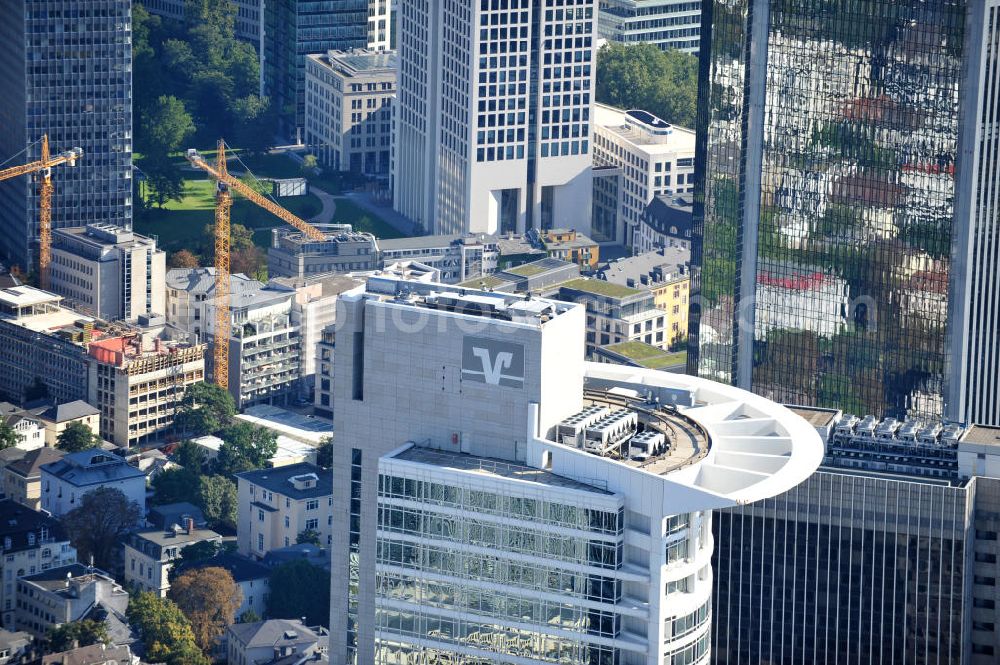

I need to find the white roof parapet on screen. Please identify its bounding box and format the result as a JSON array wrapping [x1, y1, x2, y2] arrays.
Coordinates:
[[528, 363, 825, 514]]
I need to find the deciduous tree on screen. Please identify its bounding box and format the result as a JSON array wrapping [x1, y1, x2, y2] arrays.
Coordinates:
[[168, 567, 242, 651], [56, 421, 101, 453], [47, 619, 109, 652], [0, 419, 19, 450], [267, 560, 330, 627], [151, 468, 201, 506], [168, 250, 200, 269], [175, 382, 236, 436], [62, 487, 143, 571], [127, 592, 210, 665], [216, 423, 277, 475], [196, 475, 238, 531], [596, 43, 698, 129]]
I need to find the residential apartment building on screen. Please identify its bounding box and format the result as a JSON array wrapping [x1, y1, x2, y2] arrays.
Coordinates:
[[40, 450, 146, 519], [377, 234, 499, 284], [0, 0, 133, 271], [269, 274, 363, 401], [0, 501, 76, 630], [327, 275, 822, 665], [49, 224, 166, 322], [2, 448, 64, 511], [712, 412, 1000, 665], [15, 563, 128, 639], [267, 226, 378, 280], [0, 287, 93, 406], [692, 0, 1000, 425], [87, 334, 205, 448], [263, 0, 368, 137], [227, 619, 327, 665], [394, 0, 597, 236], [636, 194, 692, 254], [600, 248, 690, 347], [165, 269, 302, 409], [593, 103, 695, 249], [305, 49, 396, 175], [556, 277, 670, 356], [236, 463, 334, 559], [32, 402, 99, 448], [123, 522, 222, 597], [539, 228, 601, 271], [0, 410, 43, 452], [598, 0, 702, 53]]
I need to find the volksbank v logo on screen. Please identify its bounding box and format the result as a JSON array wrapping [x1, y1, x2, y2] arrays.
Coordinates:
[[462, 337, 525, 388]]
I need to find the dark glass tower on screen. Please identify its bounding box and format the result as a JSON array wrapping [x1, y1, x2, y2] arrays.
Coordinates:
[[263, 0, 368, 139], [0, 0, 133, 272], [689, 0, 1000, 424]]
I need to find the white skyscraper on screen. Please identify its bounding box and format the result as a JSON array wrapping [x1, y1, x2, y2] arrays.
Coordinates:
[[393, 0, 597, 236], [328, 275, 823, 665]]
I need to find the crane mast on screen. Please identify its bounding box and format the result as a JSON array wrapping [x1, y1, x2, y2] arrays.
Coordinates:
[[186, 141, 329, 389], [0, 135, 82, 288]]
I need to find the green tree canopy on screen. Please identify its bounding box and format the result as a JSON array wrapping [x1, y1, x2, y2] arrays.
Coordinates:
[[315, 438, 332, 469], [296, 529, 321, 546], [266, 560, 331, 627], [0, 419, 19, 450], [174, 439, 209, 475], [151, 467, 202, 506], [174, 382, 236, 437], [47, 619, 109, 652], [596, 43, 699, 129], [196, 475, 238, 531], [62, 487, 143, 571], [216, 423, 277, 476], [127, 592, 210, 665], [56, 421, 101, 453]]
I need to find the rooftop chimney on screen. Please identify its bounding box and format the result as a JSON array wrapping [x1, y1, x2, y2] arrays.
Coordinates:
[[185, 517, 194, 535]]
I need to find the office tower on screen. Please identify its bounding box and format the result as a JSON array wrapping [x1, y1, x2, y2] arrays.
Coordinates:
[[713, 411, 1000, 665], [593, 103, 696, 249], [690, 0, 1000, 425], [50, 224, 166, 322], [394, 0, 597, 237], [264, 0, 368, 138], [328, 276, 822, 665], [598, 0, 702, 53], [304, 49, 397, 175], [368, 0, 393, 51], [0, 0, 133, 272]]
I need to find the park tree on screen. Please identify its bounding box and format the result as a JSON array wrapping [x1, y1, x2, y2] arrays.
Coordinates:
[[151, 467, 201, 506], [168, 249, 200, 269], [56, 421, 101, 453], [142, 153, 187, 208], [267, 560, 330, 627], [127, 592, 209, 665], [216, 423, 277, 475], [196, 475, 238, 531], [175, 382, 236, 436], [168, 567, 242, 651], [0, 419, 19, 450], [47, 619, 109, 652], [62, 487, 142, 571], [596, 43, 699, 129], [139, 95, 195, 157]]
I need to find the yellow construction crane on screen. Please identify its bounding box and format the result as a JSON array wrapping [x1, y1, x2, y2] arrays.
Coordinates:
[[186, 140, 327, 389], [0, 135, 82, 288]]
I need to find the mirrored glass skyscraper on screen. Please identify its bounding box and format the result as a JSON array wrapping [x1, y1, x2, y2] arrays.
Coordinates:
[[689, 0, 1000, 425], [0, 0, 133, 273]]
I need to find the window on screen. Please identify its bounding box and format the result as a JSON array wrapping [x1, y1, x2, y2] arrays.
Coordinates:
[[258, 510, 264, 522], [284, 516, 290, 529], [306, 519, 319, 530], [257, 534, 264, 551], [665, 538, 688, 564], [306, 500, 319, 511]]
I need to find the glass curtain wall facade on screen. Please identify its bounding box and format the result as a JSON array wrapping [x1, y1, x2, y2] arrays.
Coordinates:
[[712, 469, 971, 665], [689, 0, 993, 421], [0, 0, 133, 271], [264, 0, 367, 138], [374, 464, 626, 665]]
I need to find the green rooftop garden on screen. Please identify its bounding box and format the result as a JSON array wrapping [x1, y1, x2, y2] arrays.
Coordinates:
[[505, 262, 550, 277], [560, 278, 643, 299], [604, 342, 687, 370]]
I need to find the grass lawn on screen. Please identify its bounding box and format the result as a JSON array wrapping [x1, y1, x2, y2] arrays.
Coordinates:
[[332, 198, 403, 239], [135, 176, 323, 253]]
